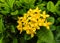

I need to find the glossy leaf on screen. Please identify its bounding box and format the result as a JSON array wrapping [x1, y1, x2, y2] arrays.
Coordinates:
[[47, 1, 56, 12], [37, 27, 55, 43]]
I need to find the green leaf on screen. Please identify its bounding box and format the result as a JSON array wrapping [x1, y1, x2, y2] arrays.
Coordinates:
[[0, 33, 3, 43], [19, 9, 26, 15], [57, 17, 60, 22], [47, 17, 55, 24], [7, 0, 15, 8], [56, 26, 60, 33], [13, 38, 18, 43], [0, 33, 3, 39], [1, 10, 9, 14], [10, 25, 15, 32], [0, 37, 3, 43], [0, 1, 9, 8], [11, 10, 18, 15], [47, 1, 56, 12], [0, 2, 10, 15], [36, 0, 42, 4], [0, 0, 5, 2], [37, 3, 46, 10], [55, 1, 60, 16], [24, 34, 31, 40], [37, 27, 55, 43], [0, 16, 3, 32], [15, 1, 22, 7], [20, 37, 27, 43], [55, 33, 60, 43], [19, 0, 36, 4], [50, 25, 56, 31]]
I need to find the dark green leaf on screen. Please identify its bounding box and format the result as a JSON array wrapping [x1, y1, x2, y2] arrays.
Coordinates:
[[24, 34, 31, 40], [13, 38, 18, 43], [19, 9, 26, 15], [20, 37, 27, 43], [10, 25, 15, 32], [47, 17, 55, 24], [57, 17, 60, 22], [50, 25, 56, 31], [55, 32, 60, 43], [56, 26, 60, 33]]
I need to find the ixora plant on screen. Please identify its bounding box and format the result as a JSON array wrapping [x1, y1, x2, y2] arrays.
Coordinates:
[[17, 7, 52, 37], [16, 7, 55, 43], [0, 0, 60, 43]]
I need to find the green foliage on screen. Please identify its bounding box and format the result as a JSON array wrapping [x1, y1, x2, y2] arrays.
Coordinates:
[[13, 38, 18, 43], [0, 0, 5, 2], [0, 0, 10, 15], [10, 25, 15, 32], [57, 17, 60, 24], [24, 34, 31, 40], [55, 1, 60, 16], [0, 0, 60, 43], [6, 0, 15, 8], [0, 15, 4, 32], [47, 1, 56, 12], [15, 1, 22, 7], [50, 25, 56, 31], [19, 0, 36, 4], [0, 37, 3, 43], [11, 10, 18, 15], [18, 9, 26, 15], [37, 27, 55, 43], [55, 26, 60, 43], [0, 33, 3, 43], [47, 17, 55, 24]]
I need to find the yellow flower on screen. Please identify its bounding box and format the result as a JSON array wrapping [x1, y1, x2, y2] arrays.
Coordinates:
[[26, 27, 36, 37], [27, 9, 33, 14], [30, 17, 37, 22], [17, 7, 52, 37], [38, 18, 45, 26], [17, 25, 23, 34], [43, 21, 51, 29], [33, 7, 41, 14], [41, 11, 50, 19], [33, 13, 40, 19]]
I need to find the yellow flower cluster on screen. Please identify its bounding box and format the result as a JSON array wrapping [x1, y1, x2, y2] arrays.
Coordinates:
[[17, 7, 51, 37]]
